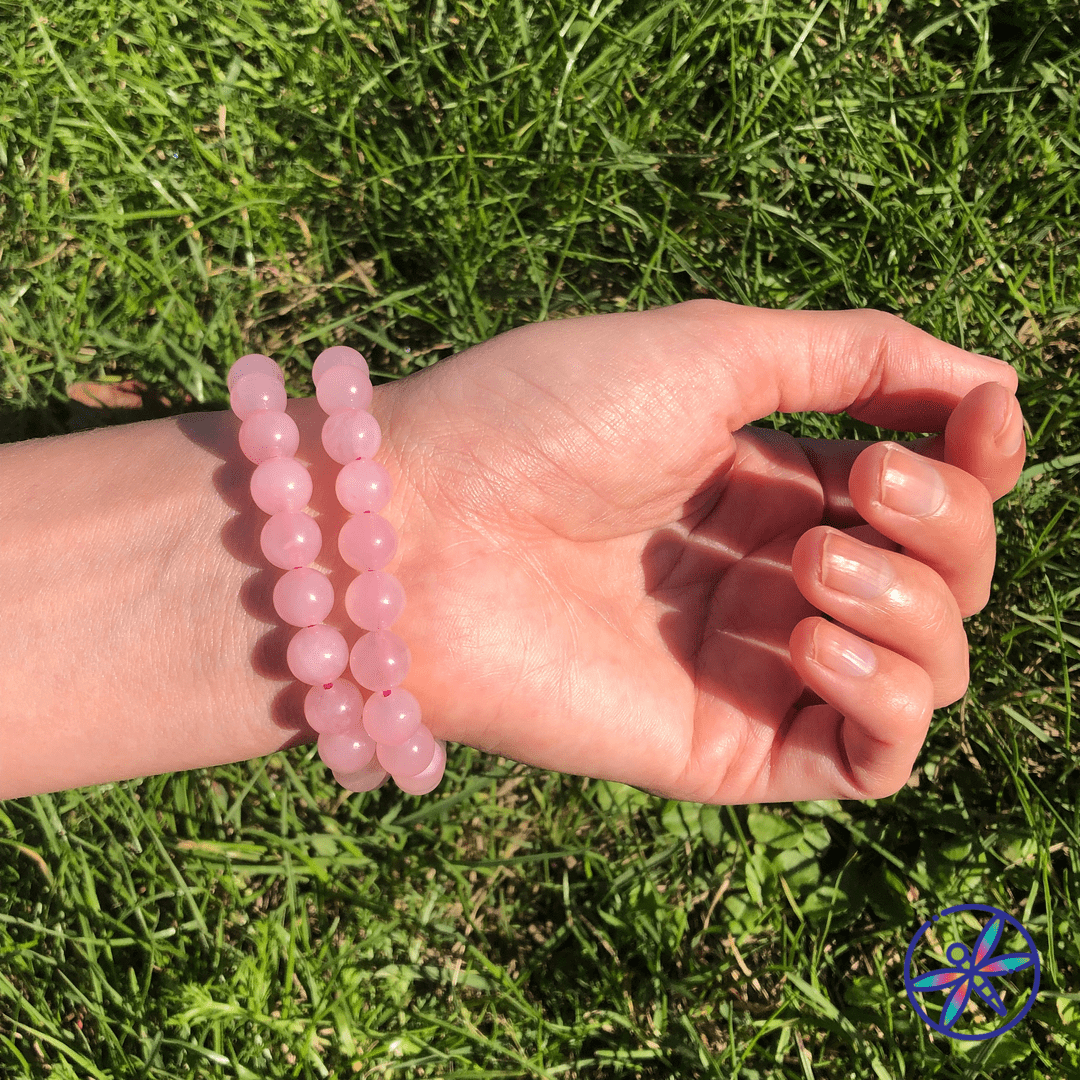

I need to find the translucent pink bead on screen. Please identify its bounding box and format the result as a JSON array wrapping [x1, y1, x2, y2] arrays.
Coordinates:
[[334, 759, 388, 792], [338, 513, 396, 572], [313, 346, 368, 386], [274, 567, 334, 627], [316, 364, 373, 415], [321, 409, 382, 465], [362, 686, 421, 744], [395, 741, 446, 796], [377, 725, 435, 777], [350, 629, 410, 691], [336, 459, 392, 514], [261, 511, 322, 570], [250, 458, 312, 514], [238, 409, 299, 464], [287, 624, 349, 685], [304, 680, 363, 734], [345, 571, 406, 631], [230, 371, 288, 421], [318, 728, 377, 772], [228, 353, 284, 391]]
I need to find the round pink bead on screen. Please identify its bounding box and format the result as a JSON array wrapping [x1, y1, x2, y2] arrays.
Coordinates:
[[336, 459, 392, 514], [321, 409, 382, 465], [261, 511, 322, 570], [338, 513, 397, 572], [228, 353, 283, 391], [304, 680, 363, 734], [377, 724, 435, 777], [287, 624, 349, 685], [250, 458, 312, 514], [230, 371, 288, 421], [334, 759, 388, 793], [350, 629, 411, 691], [274, 567, 334, 627], [362, 686, 421, 745], [316, 364, 373, 415], [238, 409, 299, 464], [313, 346, 368, 386], [394, 740, 446, 796], [318, 728, 377, 772], [345, 571, 406, 631]]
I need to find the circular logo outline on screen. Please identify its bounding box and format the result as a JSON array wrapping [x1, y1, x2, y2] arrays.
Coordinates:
[[904, 903, 1040, 1041]]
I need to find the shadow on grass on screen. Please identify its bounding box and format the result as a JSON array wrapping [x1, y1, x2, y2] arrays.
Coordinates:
[[0, 378, 202, 444]]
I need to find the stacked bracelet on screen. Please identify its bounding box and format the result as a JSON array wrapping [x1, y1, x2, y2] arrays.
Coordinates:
[[227, 348, 445, 796]]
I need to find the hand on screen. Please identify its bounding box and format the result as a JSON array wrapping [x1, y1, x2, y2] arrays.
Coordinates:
[[379, 300, 1024, 804]]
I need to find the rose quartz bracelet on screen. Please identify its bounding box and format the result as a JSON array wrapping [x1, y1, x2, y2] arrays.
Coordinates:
[[227, 348, 445, 796]]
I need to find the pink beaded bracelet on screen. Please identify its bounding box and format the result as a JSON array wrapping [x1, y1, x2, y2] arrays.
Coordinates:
[[227, 347, 446, 796]]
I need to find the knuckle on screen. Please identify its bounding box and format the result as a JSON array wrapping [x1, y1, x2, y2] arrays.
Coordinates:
[[897, 675, 936, 733], [677, 297, 729, 316], [854, 754, 920, 801], [921, 589, 957, 637], [897, 559, 954, 633], [939, 652, 971, 710], [849, 676, 934, 800], [864, 774, 909, 800], [669, 297, 739, 328], [865, 306, 909, 343], [961, 583, 992, 620], [864, 307, 907, 330]]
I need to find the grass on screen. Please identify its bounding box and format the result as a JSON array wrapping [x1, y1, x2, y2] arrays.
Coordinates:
[[1, 0, 1079, 1076]]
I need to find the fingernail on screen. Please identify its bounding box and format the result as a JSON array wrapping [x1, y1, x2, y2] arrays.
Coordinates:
[[822, 532, 894, 600], [812, 622, 877, 678], [880, 446, 946, 519], [995, 397, 1024, 457]]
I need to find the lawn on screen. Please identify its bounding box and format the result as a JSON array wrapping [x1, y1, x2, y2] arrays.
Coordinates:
[[1, 0, 1078, 1077]]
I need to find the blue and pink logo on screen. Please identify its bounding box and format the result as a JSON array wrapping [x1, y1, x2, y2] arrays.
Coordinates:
[[904, 903, 1039, 1040]]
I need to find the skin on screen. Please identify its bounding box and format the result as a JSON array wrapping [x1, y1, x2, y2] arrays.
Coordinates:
[[0, 300, 1023, 803]]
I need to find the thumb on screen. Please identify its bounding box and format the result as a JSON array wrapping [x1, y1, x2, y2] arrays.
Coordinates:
[[668, 300, 1019, 435]]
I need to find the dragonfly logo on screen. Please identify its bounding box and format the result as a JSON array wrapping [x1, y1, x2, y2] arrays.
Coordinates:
[[904, 904, 1040, 1040]]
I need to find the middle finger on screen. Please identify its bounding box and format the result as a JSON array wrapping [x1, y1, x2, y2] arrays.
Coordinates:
[[848, 439, 998, 619], [796, 381, 1023, 533]]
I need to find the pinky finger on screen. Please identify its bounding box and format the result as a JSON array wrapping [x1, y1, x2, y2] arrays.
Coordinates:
[[789, 617, 935, 799]]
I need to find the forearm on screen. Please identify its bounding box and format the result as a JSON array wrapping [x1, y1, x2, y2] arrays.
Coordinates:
[[0, 384, 408, 799]]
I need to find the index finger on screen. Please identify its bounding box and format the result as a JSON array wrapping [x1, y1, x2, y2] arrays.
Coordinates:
[[797, 381, 1025, 530]]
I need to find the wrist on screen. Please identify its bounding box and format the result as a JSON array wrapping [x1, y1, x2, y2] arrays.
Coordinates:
[[258, 367, 446, 792], [0, 374, 434, 800]]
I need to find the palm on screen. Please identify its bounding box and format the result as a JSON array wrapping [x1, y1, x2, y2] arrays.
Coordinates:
[[381, 303, 1019, 803], [408, 422, 843, 805]]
